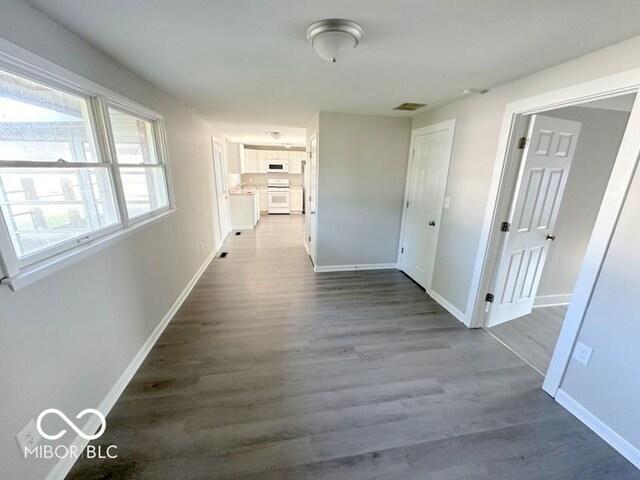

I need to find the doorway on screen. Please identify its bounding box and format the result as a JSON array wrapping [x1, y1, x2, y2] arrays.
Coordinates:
[[481, 93, 636, 376], [398, 120, 455, 291], [212, 138, 231, 244]]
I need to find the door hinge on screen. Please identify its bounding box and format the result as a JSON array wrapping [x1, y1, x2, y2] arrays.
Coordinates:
[[518, 137, 527, 149], [500, 221, 510, 232], [401, 247, 404, 254], [485, 293, 495, 303], [412, 149, 416, 158], [406, 200, 409, 208], [309, 236, 311, 242]]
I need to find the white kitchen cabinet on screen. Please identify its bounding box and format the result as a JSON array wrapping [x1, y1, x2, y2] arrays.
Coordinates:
[[258, 150, 268, 173], [289, 151, 303, 174], [244, 148, 259, 173], [258, 187, 268, 212], [226, 142, 245, 174], [291, 187, 303, 212], [266, 150, 279, 160], [229, 191, 258, 229]]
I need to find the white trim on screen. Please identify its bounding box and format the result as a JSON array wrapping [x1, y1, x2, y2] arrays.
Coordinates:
[[397, 119, 456, 292], [426, 289, 468, 324], [555, 389, 640, 470], [45, 245, 218, 480], [231, 225, 255, 230], [533, 294, 572, 307], [314, 263, 397, 273], [1, 209, 176, 291], [457, 68, 640, 398]]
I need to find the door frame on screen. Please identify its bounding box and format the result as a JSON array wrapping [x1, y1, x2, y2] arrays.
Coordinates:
[[211, 136, 231, 245], [464, 68, 640, 397], [397, 119, 456, 292], [307, 132, 319, 266]]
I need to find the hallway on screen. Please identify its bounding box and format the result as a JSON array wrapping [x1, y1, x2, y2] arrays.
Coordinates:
[[68, 215, 639, 479]]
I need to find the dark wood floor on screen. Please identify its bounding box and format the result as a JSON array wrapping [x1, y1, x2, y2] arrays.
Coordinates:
[[68, 215, 639, 480]]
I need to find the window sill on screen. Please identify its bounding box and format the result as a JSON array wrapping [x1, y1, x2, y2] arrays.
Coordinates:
[[1, 208, 176, 292]]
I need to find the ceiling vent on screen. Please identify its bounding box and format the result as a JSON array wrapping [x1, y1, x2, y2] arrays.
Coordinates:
[[393, 102, 427, 112]]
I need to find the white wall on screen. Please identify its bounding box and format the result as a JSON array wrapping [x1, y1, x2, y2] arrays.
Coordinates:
[[412, 34, 640, 315], [0, 1, 226, 479], [560, 157, 640, 452], [316, 112, 411, 267], [536, 106, 630, 300]]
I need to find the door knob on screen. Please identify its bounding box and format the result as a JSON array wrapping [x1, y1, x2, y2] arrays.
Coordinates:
[[546, 234, 557, 241], [428, 221, 436, 226]]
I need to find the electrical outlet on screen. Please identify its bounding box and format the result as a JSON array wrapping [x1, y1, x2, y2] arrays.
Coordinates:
[[444, 197, 451, 209], [199, 242, 204, 253], [572, 341, 593, 366], [16, 418, 41, 457]]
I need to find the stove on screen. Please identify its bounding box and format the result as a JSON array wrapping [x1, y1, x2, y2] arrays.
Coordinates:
[[267, 178, 290, 214]]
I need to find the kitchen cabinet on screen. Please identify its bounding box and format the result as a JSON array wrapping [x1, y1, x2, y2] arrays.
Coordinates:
[[242, 148, 305, 174], [226, 142, 245, 174], [257, 150, 268, 173], [288, 151, 304, 174], [244, 149, 258, 173], [229, 189, 258, 229], [258, 187, 268, 212], [291, 187, 303, 212]]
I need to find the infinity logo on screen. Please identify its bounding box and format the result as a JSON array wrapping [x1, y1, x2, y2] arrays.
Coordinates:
[[36, 408, 106, 441]]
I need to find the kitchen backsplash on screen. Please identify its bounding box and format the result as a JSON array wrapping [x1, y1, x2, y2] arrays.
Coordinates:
[[240, 173, 303, 187]]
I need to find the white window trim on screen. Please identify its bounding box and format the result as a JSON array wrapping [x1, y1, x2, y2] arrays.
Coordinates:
[[0, 38, 176, 290]]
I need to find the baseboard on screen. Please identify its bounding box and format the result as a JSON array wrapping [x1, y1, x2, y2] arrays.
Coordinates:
[[555, 389, 640, 470], [314, 263, 397, 273], [427, 289, 469, 325], [46, 247, 218, 480], [534, 294, 572, 307]]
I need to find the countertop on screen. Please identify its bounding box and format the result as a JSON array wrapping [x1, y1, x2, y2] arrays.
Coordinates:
[[229, 185, 257, 195]]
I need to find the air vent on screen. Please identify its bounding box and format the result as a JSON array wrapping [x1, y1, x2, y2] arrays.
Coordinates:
[[393, 102, 427, 112], [235, 232, 241, 236], [219, 252, 229, 258]]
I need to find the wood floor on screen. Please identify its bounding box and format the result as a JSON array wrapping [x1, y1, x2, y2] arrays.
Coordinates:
[[68, 215, 639, 480], [488, 305, 567, 375]]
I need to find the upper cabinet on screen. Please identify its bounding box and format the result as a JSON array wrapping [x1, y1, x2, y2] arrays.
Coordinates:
[[288, 151, 304, 174], [242, 148, 305, 174], [226, 142, 245, 174]]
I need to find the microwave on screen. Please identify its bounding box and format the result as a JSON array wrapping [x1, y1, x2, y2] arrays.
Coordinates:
[[267, 161, 289, 173]]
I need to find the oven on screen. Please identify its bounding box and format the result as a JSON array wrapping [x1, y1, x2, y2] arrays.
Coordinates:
[[267, 179, 290, 214], [267, 161, 289, 173]]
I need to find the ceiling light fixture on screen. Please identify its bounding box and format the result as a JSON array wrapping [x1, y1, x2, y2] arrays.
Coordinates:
[[268, 131, 284, 140], [306, 19, 363, 63], [460, 88, 488, 96]]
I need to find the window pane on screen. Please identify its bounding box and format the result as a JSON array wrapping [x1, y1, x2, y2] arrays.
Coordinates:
[[0, 167, 119, 258], [108, 108, 158, 164], [119, 166, 168, 219], [0, 69, 98, 163]]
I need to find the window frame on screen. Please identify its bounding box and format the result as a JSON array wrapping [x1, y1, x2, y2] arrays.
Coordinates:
[[0, 44, 175, 289], [101, 99, 174, 225]]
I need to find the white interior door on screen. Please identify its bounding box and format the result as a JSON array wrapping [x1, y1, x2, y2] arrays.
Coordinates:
[[486, 115, 582, 327], [212, 139, 230, 241], [399, 121, 455, 290], [308, 134, 318, 265]]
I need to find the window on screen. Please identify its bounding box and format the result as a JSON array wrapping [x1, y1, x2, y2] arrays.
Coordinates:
[[0, 65, 173, 283], [107, 107, 169, 219]]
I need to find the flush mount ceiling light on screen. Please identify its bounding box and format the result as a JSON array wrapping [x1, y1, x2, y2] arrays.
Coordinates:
[[268, 131, 284, 140], [306, 19, 363, 63]]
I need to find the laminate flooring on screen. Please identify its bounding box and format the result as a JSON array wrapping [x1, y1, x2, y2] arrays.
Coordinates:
[[67, 214, 639, 479], [488, 305, 567, 375]]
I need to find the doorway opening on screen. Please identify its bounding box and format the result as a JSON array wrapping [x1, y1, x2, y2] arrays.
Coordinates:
[[481, 92, 637, 376]]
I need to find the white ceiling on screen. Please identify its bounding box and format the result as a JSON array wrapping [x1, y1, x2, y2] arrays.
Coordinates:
[[24, 0, 640, 145]]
